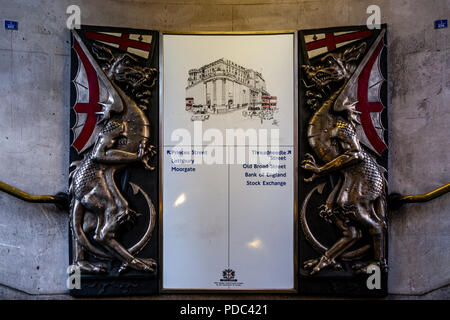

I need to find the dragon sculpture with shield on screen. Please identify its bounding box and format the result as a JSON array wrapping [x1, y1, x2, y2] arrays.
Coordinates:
[[299, 28, 388, 278], [69, 29, 158, 276]]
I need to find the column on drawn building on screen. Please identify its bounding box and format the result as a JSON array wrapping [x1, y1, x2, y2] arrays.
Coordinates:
[[236, 82, 240, 108], [238, 82, 245, 107], [221, 78, 225, 108], [215, 78, 220, 108], [228, 79, 235, 109], [213, 79, 217, 106], [206, 80, 212, 108]]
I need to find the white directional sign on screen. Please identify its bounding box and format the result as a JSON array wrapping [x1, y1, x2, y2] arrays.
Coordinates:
[[161, 32, 296, 291]]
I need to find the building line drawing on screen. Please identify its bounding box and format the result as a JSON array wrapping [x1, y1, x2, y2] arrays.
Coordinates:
[[186, 58, 276, 116]]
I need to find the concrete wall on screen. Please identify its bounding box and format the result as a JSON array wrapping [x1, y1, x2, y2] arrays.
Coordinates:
[[0, 0, 448, 298]]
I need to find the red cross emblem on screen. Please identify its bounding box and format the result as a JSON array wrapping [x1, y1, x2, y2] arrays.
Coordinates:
[[85, 32, 151, 52], [306, 30, 373, 52], [356, 41, 387, 155], [72, 38, 101, 153]]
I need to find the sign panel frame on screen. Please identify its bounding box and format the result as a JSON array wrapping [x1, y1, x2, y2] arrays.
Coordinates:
[[159, 31, 299, 293]]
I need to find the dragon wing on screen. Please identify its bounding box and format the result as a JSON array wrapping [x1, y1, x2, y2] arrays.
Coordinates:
[[335, 30, 387, 156], [71, 30, 123, 154]]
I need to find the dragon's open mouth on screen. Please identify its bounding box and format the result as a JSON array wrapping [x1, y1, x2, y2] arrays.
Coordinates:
[[116, 70, 143, 84], [311, 69, 343, 86]]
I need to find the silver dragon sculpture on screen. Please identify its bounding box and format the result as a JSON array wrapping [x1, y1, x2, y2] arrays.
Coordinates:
[[69, 31, 157, 274], [300, 31, 388, 275]]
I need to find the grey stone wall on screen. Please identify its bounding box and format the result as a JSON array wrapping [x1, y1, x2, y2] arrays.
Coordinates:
[[0, 0, 448, 298]]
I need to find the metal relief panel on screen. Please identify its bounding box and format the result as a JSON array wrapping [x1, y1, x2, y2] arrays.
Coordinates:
[[69, 26, 159, 296], [298, 25, 388, 296]]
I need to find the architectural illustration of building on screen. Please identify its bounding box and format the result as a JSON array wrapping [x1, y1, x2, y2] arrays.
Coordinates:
[[186, 58, 271, 112]]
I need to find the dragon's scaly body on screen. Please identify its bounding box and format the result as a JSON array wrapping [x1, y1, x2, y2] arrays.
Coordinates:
[[307, 87, 385, 205]]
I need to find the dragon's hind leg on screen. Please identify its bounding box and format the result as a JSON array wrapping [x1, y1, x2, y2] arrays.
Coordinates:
[[305, 216, 362, 275], [351, 202, 387, 273], [93, 203, 156, 273], [71, 200, 108, 274], [371, 196, 386, 228]]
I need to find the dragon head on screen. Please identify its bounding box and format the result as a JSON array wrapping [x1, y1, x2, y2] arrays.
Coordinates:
[[302, 42, 366, 88], [92, 43, 158, 110]]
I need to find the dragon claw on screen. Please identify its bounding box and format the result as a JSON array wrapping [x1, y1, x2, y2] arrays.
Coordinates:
[[75, 261, 108, 274], [119, 258, 157, 274], [304, 256, 341, 275], [352, 260, 388, 274], [318, 204, 334, 223], [304, 153, 316, 162], [304, 258, 320, 270]]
